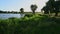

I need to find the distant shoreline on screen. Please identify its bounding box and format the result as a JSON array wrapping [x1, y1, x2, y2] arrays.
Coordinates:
[[0, 12, 41, 14]]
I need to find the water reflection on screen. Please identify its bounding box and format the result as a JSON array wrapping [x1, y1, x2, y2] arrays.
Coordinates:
[[0, 14, 25, 19]]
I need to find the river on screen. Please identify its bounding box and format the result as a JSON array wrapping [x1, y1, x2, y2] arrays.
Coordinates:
[[0, 14, 25, 19]]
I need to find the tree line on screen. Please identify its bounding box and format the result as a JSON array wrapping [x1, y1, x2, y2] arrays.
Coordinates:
[[0, 0, 60, 16], [20, 0, 60, 16]]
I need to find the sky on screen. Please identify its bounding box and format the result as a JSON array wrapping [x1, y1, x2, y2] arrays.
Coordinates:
[[0, 0, 49, 12]]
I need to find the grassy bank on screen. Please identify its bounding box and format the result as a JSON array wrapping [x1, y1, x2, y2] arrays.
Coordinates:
[[0, 14, 60, 34]]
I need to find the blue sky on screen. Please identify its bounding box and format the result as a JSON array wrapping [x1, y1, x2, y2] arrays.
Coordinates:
[[0, 0, 48, 12]]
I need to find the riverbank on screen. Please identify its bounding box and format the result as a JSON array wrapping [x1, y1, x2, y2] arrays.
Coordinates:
[[0, 14, 60, 34], [0, 12, 41, 14]]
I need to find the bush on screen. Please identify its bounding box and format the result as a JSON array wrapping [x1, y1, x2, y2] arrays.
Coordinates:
[[0, 15, 60, 34]]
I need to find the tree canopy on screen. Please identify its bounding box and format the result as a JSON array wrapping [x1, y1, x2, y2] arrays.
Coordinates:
[[30, 4, 38, 14], [42, 0, 60, 16], [20, 8, 24, 13]]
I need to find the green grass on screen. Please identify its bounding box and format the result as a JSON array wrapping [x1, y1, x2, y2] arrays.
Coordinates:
[[0, 14, 60, 34]]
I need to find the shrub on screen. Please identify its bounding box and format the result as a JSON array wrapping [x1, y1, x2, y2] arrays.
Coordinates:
[[0, 15, 60, 34]]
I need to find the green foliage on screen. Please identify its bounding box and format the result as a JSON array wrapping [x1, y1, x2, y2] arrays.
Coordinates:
[[0, 15, 60, 34], [42, 0, 60, 16], [20, 8, 24, 13], [30, 4, 38, 14]]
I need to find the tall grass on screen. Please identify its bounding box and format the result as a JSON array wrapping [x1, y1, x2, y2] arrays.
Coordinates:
[[0, 14, 60, 34]]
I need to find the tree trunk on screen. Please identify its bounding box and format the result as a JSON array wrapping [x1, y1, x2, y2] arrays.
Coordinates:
[[33, 10, 35, 14], [55, 12, 58, 16], [49, 11, 50, 16]]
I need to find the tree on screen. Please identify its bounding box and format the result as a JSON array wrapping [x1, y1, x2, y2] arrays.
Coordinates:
[[42, 0, 60, 16], [54, 0, 60, 16], [41, 0, 55, 15], [30, 4, 38, 14], [41, 6, 49, 14], [20, 8, 24, 13], [20, 8, 24, 17]]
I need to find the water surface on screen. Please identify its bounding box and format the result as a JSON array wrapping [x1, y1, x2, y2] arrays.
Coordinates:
[[0, 14, 25, 19]]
